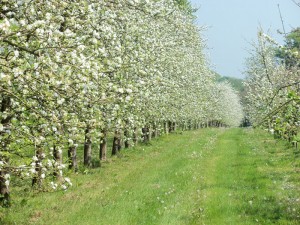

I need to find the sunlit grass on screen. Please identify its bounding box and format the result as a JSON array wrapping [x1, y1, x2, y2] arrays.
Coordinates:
[[1, 128, 300, 224]]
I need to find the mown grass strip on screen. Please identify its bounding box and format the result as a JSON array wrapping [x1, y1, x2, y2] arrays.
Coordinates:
[[189, 128, 300, 225], [1, 128, 300, 225]]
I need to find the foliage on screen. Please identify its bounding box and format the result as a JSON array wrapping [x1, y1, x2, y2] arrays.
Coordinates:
[[174, 0, 197, 15], [217, 76, 244, 93], [276, 27, 300, 68]]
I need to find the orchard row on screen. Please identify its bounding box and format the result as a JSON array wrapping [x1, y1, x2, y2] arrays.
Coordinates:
[[0, 0, 243, 205]]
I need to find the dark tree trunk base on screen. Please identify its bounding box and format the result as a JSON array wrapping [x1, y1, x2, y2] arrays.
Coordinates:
[[0, 193, 10, 207], [32, 147, 43, 188], [84, 127, 92, 167], [142, 127, 150, 143], [112, 130, 121, 155], [100, 129, 107, 160], [124, 129, 130, 149], [68, 146, 78, 171]]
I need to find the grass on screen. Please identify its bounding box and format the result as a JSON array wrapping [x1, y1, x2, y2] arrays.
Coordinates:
[[1, 128, 300, 224]]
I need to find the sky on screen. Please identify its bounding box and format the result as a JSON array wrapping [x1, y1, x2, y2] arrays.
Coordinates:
[[189, 0, 300, 78]]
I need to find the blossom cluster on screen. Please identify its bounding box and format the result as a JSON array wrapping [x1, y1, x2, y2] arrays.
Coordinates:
[[244, 30, 300, 140]]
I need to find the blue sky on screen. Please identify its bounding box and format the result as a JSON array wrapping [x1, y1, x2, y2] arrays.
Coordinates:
[[190, 0, 300, 78]]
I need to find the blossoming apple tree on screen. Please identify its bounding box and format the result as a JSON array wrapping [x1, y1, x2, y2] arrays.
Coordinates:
[[244, 30, 300, 141]]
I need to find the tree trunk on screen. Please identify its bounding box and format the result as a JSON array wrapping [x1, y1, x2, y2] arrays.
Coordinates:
[[180, 123, 184, 131], [152, 122, 157, 139], [148, 125, 152, 141], [68, 145, 78, 171], [164, 121, 169, 134], [0, 96, 11, 206], [112, 130, 121, 155], [53, 145, 63, 180], [84, 126, 92, 167], [124, 129, 130, 148], [142, 127, 150, 143], [183, 122, 187, 131], [168, 121, 173, 133], [188, 120, 192, 130], [132, 127, 138, 145], [32, 147, 43, 188], [100, 129, 107, 160], [0, 156, 10, 207]]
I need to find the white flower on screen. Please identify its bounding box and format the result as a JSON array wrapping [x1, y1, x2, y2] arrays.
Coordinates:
[[0, 18, 10, 31], [125, 96, 131, 101], [19, 19, 26, 26], [45, 13, 52, 20], [5, 180, 9, 187], [41, 173, 45, 179], [0, 124, 3, 132], [65, 177, 72, 186], [0, 73, 9, 81], [32, 156, 38, 161], [50, 182, 57, 190], [14, 50, 19, 58], [57, 98, 65, 105], [57, 164, 66, 170], [68, 139, 74, 145], [47, 159, 52, 167]]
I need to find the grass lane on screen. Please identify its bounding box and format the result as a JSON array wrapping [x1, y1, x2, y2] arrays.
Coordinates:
[[1, 128, 300, 224], [190, 128, 300, 225]]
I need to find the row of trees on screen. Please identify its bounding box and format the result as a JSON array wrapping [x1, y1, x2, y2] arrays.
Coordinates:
[[244, 27, 300, 141], [0, 0, 243, 205]]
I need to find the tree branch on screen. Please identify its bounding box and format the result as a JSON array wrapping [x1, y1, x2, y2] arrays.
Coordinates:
[[291, 0, 300, 8], [3, 40, 38, 56]]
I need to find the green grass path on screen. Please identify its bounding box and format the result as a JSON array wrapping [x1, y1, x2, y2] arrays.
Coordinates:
[[2, 128, 300, 224]]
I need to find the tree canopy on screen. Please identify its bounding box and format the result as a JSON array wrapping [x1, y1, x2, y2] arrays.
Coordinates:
[[276, 27, 300, 68], [244, 28, 300, 141]]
